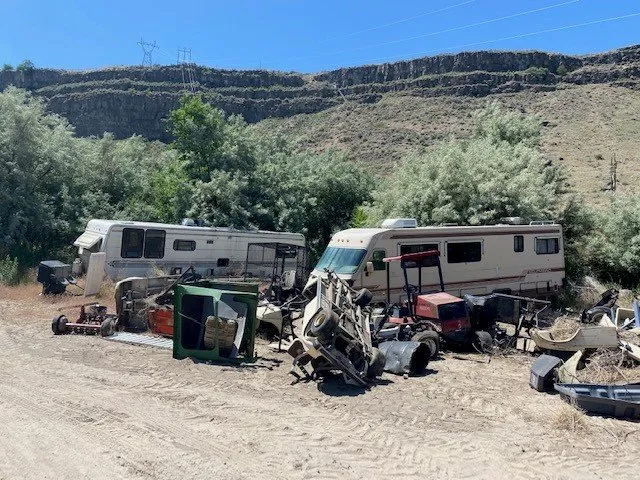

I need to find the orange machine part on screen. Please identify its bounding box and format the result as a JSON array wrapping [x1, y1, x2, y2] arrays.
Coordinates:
[[148, 308, 174, 337]]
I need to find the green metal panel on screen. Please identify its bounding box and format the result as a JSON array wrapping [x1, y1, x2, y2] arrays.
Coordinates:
[[173, 281, 258, 363]]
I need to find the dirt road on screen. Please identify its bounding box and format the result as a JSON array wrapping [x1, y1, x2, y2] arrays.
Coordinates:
[[1, 288, 638, 479]]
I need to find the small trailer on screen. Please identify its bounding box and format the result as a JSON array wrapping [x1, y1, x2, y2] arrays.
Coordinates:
[[73, 219, 306, 281]]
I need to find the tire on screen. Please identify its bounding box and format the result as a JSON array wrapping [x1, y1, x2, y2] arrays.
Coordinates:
[[473, 330, 493, 353], [354, 288, 373, 308], [309, 310, 339, 340], [51, 315, 68, 335], [412, 330, 440, 359], [584, 306, 613, 324], [100, 317, 116, 337], [366, 347, 386, 378]]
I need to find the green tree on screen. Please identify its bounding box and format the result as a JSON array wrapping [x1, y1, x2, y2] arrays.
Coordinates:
[[16, 59, 35, 72], [585, 196, 640, 286], [255, 149, 374, 258], [2, 64, 12, 71], [0, 87, 78, 265], [168, 94, 254, 181]]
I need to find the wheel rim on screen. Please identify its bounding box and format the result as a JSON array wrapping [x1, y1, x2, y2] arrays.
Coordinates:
[[313, 314, 326, 329]]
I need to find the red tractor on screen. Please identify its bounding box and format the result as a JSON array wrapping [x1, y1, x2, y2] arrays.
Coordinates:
[[377, 250, 493, 352]]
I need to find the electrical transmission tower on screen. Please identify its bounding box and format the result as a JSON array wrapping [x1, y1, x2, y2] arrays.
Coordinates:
[[138, 37, 158, 67], [177, 47, 197, 92]]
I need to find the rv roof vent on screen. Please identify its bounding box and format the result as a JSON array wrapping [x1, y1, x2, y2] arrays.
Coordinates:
[[381, 218, 418, 229], [500, 217, 524, 225], [529, 220, 556, 225]]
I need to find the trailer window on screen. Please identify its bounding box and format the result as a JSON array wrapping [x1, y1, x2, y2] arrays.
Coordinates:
[[144, 229, 166, 259], [121, 228, 144, 258], [173, 239, 196, 251], [447, 242, 482, 263], [536, 237, 559, 255], [514, 235, 524, 253], [400, 243, 439, 267], [217, 258, 229, 267], [371, 250, 386, 271]]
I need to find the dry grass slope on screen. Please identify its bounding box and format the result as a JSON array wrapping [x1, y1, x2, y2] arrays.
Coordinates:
[[253, 84, 640, 207]]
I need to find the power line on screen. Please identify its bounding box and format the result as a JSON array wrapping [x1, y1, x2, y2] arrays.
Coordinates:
[[137, 37, 158, 67], [331, 11, 640, 69], [296, 0, 581, 62], [318, 0, 476, 44]]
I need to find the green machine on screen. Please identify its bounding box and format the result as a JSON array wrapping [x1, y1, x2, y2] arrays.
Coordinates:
[[172, 280, 259, 363]]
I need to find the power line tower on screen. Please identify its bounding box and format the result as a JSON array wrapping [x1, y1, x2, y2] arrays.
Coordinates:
[[138, 37, 158, 67], [177, 47, 197, 92]]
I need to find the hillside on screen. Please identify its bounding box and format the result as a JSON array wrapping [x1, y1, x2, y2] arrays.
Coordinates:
[[1, 45, 639, 141], [254, 83, 640, 205], [1, 45, 639, 203]]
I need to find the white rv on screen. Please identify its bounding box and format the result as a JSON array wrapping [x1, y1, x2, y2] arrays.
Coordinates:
[[73, 219, 306, 281], [308, 219, 565, 302]]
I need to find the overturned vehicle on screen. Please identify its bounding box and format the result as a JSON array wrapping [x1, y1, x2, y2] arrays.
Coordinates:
[[287, 272, 431, 386], [287, 272, 385, 387]]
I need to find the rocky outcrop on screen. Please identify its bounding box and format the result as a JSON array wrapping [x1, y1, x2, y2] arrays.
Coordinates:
[[1, 45, 638, 140]]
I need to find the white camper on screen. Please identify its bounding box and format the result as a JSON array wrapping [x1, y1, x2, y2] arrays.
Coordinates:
[[308, 219, 565, 302], [73, 219, 306, 281]]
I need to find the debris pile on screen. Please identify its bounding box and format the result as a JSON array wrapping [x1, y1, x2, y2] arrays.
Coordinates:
[[530, 289, 640, 419]]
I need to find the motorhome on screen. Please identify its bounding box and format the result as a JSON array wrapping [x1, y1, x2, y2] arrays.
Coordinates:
[[308, 219, 565, 303], [73, 219, 306, 281]]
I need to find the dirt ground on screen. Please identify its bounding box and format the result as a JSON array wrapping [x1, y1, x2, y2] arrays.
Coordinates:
[[1, 285, 639, 480]]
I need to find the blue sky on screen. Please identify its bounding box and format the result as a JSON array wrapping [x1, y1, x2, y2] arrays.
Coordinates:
[[1, 0, 639, 72]]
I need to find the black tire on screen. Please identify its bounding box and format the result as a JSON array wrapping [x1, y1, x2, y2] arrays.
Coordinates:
[[354, 288, 373, 308], [473, 330, 493, 353], [412, 330, 440, 359], [100, 317, 116, 337], [309, 310, 339, 340], [51, 315, 68, 335], [584, 306, 613, 324], [366, 347, 386, 378]]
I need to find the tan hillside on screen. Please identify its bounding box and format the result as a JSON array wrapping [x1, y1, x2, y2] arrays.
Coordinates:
[[253, 83, 640, 206]]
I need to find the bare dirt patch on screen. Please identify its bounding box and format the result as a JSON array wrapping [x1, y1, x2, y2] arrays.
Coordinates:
[[1, 288, 639, 479]]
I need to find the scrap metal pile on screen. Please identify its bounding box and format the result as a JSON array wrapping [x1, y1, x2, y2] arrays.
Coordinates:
[[529, 289, 640, 419]]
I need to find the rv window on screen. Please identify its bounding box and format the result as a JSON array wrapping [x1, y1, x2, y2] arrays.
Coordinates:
[[173, 239, 196, 251], [514, 235, 524, 253], [315, 247, 367, 274], [121, 228, 144, 258], [371, 250, 386, 271], [400, 243, 439, 267], [217, 258, 230, 267], [447, 242, 482, 263], [536, 237, 559, 255], [144, 229, 166, 259]]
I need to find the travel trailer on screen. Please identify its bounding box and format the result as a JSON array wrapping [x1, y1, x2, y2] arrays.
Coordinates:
[[308, 219, 565, 303], [73, 219, 306, 281]]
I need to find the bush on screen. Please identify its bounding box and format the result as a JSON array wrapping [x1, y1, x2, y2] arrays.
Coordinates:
[[524, 66, 549, 77], [367, 103, 564, 227], [0, 256, 20, 285], [556, 63, 568, 76], [16, 59, 35, 73], [585, 196, 640, 287]]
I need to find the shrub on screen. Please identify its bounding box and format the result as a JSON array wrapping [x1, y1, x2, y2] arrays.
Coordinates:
[[556, 63, 568, 76], [16, 59, 35, 73], [524, 66, 549, 77], [0, 256, 20, 285]]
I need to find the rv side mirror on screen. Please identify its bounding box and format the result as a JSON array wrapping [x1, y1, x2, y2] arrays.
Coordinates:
[[365, 261, 374, 276]]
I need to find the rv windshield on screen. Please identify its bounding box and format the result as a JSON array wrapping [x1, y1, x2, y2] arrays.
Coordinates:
[[315, 247, 366, 274]]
